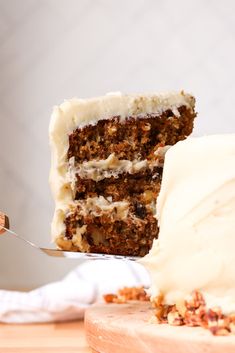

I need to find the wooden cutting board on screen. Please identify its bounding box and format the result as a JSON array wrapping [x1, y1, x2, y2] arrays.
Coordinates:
[[85, 302, 235, 353]]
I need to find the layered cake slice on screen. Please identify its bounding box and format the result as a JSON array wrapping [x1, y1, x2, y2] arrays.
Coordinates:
[[49, 91, 196, 256]]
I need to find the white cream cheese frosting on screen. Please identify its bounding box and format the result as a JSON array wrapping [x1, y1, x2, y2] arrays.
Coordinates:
[[141, 134, 235, 314], [49, 91, 194, 245], [66, 146, 169, 184]]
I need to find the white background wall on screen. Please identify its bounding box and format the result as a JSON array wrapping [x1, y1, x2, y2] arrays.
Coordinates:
[[0, 0, 235, 289]]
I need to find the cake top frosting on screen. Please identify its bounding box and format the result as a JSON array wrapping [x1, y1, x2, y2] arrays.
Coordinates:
[[141, 134, 235, 314], [50, 90, 194, 133]]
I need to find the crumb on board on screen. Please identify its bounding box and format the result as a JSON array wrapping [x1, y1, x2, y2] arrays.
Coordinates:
[[103, 286, 150, 304]]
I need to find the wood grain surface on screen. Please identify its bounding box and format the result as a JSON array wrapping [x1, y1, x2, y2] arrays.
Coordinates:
[[85, 302, 235, 353], [0, 320, 91, 353]]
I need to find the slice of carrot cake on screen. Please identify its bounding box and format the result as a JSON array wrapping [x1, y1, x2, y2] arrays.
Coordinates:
[[49, 91, 196, 256]]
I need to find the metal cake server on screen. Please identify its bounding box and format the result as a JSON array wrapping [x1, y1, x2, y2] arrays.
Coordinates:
[[0, 212, 138, 261]]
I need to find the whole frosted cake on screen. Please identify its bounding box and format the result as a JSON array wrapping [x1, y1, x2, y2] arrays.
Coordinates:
[[49, 91, 196, 256], [142, 134, 235, 335]]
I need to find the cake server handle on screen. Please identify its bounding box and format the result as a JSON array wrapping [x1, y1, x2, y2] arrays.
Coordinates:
[[0, 212, 139, 261], [0, 212, 9, 235]]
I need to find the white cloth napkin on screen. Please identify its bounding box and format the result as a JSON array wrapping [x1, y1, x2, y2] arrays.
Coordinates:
[[0, 260, 150, 323]]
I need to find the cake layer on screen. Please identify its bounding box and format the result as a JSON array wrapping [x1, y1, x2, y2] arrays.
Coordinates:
[[67, 107, 193, 162], [63, 203, 158, 256], [73, 167, 162, 203]]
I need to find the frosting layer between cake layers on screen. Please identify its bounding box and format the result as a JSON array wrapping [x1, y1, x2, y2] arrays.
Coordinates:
[[142, 134, 235, 314], [49, 91, 195, 252]]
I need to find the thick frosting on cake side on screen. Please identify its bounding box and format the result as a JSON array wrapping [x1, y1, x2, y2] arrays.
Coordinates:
[[142, 134, 235, 314], [49, 91, 195, 246]]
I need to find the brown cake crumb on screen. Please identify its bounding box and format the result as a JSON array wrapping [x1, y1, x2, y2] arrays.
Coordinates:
[[103, 286, 150, 304]]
